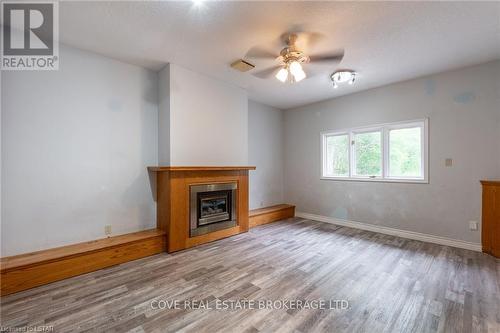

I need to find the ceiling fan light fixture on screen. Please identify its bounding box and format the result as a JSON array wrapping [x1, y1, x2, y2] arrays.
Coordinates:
[[275, 67, 289, 83], [288, 61, 302, 75], [292, 68, 306, 82], [288, 61, 306, 82]]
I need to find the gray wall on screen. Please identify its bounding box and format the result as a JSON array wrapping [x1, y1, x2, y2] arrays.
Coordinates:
[[1, 44, 159, 256], [248, 100, 284, 210], [168, 64, 248, 166], [284, 61, 500, 243]]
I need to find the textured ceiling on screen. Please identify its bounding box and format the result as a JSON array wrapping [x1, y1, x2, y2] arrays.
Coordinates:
[[59, 1, 500, 109]]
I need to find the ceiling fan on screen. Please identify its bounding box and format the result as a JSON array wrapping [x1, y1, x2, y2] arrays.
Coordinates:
[[247, 32, 344, 83]]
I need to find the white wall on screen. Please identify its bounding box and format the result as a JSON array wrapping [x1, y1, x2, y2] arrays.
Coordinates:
[[1, 45, 159, 256], [248, 100, 284, 210], [158, 64, 170, 165], [284, 61, 500, 243], [168, 64, 248, 166]]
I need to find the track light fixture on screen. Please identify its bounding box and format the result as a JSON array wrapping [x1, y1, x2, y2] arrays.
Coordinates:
[[331, 70, 357, 89]]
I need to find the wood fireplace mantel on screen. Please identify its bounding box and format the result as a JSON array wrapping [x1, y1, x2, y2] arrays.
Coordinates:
[[148, 166, 256, 172], [149, 166, 256, 252]]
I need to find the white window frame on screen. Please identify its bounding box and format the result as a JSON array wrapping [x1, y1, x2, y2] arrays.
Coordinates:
[[320, 118, 429, 183]]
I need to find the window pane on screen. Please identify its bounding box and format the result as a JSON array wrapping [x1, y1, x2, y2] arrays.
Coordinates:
[[325, 134, 349, 176], [389, 127, 422, 178], [354, 131, 382, 176]]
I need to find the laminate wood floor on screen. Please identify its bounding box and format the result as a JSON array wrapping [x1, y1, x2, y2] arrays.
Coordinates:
[[1, 218, 499, 333]]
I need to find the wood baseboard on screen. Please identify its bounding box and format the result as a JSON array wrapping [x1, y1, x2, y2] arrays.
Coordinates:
[[249, 204, 295, 228], [0, 229, 166, 296]]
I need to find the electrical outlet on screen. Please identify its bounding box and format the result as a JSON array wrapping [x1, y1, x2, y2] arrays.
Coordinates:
[[445, 158, 453, 167], [105, 225, 112, 236], [468, 221, 478, 231]]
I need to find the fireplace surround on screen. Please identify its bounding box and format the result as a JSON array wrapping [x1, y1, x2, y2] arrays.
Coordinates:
[[148, 166, 255, 252]]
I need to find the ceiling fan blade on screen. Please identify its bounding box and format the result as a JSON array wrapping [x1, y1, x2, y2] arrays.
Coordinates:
[[309, 50, 345, 63], [294, 32, 326, 52], [304, 65, 329, 78], [279, 27, 326, 50], [252, 65, 281, 79], [245, 47, 278, 60]]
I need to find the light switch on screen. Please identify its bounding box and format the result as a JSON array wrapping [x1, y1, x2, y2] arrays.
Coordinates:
[[445, 158, 453, 167]]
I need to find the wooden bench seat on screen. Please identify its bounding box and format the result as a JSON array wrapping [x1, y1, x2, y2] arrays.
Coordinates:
[[249, 204, 295, 227], [0, 229, 166, 296]]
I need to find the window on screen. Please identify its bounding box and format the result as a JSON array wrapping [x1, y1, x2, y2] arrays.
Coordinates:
[[321, 119, 428, 183], [353, 130, 382, 178], [325, 134, 349, 177], [388, 126, 422, 178]]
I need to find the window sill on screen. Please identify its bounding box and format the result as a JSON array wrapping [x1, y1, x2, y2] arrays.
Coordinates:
[[320, 177, 429, 184]]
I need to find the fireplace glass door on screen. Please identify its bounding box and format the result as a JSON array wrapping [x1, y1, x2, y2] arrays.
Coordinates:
[[190, 183, 237, 237], [198, 190, 231, 226]]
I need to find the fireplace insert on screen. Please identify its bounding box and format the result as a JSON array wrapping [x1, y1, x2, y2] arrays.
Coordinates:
[[190, 183, 237, 237]]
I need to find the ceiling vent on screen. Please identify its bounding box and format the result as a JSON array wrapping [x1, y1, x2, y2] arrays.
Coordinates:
[[230, 59, 255, 72]]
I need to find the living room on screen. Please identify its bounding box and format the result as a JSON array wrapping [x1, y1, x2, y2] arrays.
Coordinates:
[[1, 1, 499, 332]]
